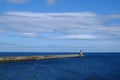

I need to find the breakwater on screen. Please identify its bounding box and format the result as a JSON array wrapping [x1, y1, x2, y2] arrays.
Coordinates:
[[0, 54, 83, 63]]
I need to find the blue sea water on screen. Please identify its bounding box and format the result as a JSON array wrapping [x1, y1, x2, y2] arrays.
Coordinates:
[[0, 52, 120, 80]]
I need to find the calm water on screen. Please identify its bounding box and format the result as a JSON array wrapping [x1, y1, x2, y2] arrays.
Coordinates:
[[0, 52, 120, 80]]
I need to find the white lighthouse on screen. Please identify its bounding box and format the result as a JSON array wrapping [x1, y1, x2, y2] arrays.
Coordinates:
[[79, 50, 84, 57]]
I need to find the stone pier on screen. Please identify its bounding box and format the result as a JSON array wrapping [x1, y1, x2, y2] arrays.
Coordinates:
[[0, 53, 84, 63]]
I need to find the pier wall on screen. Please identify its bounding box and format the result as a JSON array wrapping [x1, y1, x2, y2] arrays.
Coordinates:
[[0, 54, 83, 63]]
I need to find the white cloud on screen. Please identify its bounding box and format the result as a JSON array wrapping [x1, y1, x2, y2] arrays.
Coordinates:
[[0, 11, 120, 40], [108, 14, 120, 19], [2, 0, 28, 3], [6, 11, 97, 18], [20, 33, 37, 37], [47, 0, 55, 5], [0, 30, 5, 33], [52, 34, 97, 40], [9, 0, 27, 3], [0, 42, 16, 47]]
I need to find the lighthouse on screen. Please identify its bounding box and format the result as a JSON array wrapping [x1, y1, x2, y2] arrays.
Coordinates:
[[79, 50, 84, 57]]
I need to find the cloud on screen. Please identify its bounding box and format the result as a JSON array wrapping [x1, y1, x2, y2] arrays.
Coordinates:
[[47, 0, 55, 5], [0, 42, 16, 47], [52, 34, 97, 40], [9, 0, 27, 3], [20, 33, 37, 37], [0, 11, 120, 40], [0, 30, 5, 33], [0, 0, 28, 4], [108, 14, 120, 19]]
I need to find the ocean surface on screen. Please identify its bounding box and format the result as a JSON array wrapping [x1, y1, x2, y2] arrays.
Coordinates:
[[0, 52, 120, 80]]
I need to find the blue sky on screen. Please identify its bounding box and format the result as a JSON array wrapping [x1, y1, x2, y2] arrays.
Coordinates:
[[0, 0, 120, 52]]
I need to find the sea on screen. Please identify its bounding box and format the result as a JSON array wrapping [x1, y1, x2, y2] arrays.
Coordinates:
[[0, 52, 120, 80]]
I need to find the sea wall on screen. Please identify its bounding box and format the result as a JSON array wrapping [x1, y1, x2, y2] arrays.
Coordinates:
[[0, 54, 83, 63]]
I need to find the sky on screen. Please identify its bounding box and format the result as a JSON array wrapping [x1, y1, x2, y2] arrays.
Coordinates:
[[0, 0, 120, 52]]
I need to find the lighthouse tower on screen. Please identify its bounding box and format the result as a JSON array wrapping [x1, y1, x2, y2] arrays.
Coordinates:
[[79, 50, 84, 57]]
